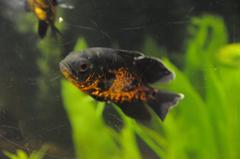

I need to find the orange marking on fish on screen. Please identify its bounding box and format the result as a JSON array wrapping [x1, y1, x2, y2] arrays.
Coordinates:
[[95, 68, 148, 103], [63, 67, 149, 103]]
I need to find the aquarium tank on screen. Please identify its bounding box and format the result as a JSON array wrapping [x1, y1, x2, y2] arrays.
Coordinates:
[[0, 0, 240, 159]]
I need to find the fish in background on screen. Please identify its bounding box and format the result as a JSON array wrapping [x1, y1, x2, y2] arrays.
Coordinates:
[[25, 0, 61, 38], [59, 47, 184, 121]]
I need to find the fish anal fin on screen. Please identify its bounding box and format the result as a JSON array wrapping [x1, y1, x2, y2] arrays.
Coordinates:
[[116, 101, 151, 121]]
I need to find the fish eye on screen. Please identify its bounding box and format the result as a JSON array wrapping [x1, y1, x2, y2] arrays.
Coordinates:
[[79, 63, 89, 72]]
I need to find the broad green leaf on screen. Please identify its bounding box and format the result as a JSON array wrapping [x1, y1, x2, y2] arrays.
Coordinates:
[[61, 80, 120, 159]]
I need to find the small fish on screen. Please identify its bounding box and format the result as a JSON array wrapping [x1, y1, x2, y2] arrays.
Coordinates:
[[59, 47, 183, 121], [25, 0, 61, 38]]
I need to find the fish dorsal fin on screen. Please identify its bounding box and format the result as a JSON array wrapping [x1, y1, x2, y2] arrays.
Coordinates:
[[117, 49, 174, 84], [134, 56, 174, 83]]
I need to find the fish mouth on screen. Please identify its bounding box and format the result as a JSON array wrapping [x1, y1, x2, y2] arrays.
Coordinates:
[[59, 62, 75, 80], [59, 62, 68, 73], [59, 61, 90, 90]]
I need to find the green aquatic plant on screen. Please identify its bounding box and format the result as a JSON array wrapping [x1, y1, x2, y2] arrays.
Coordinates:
[[145, 15, 240, 159], [6, 14, 240, 159], [60, 15, 240, 159], [4, 147, 47, 159]]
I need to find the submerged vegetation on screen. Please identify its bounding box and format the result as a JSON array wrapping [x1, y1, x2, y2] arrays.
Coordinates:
[[2, 6, 240, 159], [61, 15, 240, 159]]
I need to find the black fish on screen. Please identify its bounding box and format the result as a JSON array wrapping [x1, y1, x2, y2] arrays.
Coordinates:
[[59, 47, 183, 121]]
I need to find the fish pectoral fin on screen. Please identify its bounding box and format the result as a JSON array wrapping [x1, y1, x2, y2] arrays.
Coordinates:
[[116, 101, 151, 121], [38, 20, 48, 38]]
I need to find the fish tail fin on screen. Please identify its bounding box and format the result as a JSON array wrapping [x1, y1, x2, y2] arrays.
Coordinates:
[[147, 90, 184, 121], [38, 20, 48, 38]]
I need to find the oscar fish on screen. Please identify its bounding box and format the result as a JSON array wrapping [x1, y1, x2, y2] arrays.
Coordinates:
[[25, 0, 61, 38], [59, 47, 183, 121]]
